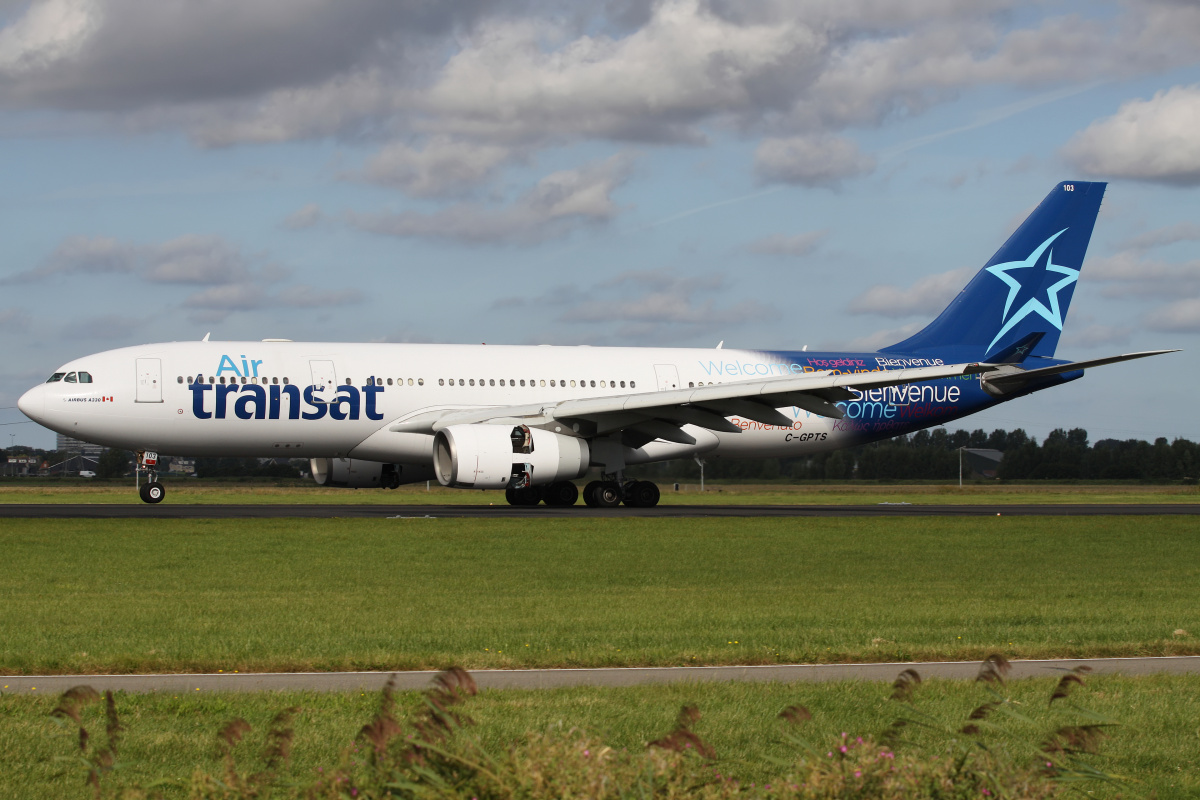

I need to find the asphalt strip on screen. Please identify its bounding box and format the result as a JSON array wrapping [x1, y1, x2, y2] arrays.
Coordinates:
[[4, 657, 1198, 694], [1, 502, 1198, 518]]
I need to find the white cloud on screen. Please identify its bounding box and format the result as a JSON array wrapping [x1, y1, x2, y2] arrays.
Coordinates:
[[357, 137, 517, 198], [283, 203, 323, 230], [494, 267, 776, 344], [754, 135, 875, 188], [1115, 222, 1200, 252], [5, 234, 254, 285], [1145, 298, 1200, 333], [0, 307, 32, 330], [1060, 323, 1133, 349], [1063, 85, 1200, 185], [847, 267, 973, 317], [0, 0, 99, 73], [1088, 251, 1200, 298], [349, 153, 634, 244], [839, 322, 924, 352], [276, 284, 363, 308], [747, 229, 827, 256]]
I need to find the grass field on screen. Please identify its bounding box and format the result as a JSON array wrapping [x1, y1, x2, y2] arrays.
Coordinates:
[[1, 517, 1196, 675], [2, 674, 1198, 799], [1, 478, 1198, 504]]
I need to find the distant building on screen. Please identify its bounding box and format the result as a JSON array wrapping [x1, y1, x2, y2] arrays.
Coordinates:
[[56, 434, 106, 458], [4, 456, 38, 476], [170, 458, 196, 474]]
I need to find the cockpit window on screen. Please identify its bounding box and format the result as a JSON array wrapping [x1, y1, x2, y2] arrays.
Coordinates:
[[46, 373, 65, 383], [78, 372, 93, 383], [65, 372, 78, 383]]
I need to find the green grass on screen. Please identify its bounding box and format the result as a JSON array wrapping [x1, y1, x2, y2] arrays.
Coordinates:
[[1, 674, 1198, 799], [1, 517, 1197, 675], [1, 479, 1198, 504]]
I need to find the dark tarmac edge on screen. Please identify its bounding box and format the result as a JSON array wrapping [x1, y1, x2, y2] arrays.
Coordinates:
[[4, 657, 1199, 694], [0, 503, 1198, 518]]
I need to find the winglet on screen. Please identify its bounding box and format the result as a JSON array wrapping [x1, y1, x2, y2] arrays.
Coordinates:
[[201, 332, 211, 342]]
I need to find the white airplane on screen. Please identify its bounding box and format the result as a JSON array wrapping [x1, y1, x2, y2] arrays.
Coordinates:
[[16, 181, 1175, 506]]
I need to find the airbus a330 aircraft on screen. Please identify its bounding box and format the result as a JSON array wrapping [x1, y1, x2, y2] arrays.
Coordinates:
[[17, 181, 1176, 506]]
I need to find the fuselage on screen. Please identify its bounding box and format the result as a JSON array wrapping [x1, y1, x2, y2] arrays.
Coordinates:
[[18, 339, 1050, 469]]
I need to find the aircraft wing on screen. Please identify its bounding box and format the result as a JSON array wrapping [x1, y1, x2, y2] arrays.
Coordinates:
[[390, 361, 994, 445]]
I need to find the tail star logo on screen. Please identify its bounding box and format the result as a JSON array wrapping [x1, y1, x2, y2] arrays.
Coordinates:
[[986, 228, 1078, 353]]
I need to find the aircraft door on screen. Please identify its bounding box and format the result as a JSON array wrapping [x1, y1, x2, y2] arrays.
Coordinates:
[[135, 358, 163, 403], [309, 360, 337, 403], [654, 364, 680, 391]]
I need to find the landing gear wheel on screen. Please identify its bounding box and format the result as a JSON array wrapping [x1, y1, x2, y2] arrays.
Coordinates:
[[592, 481, 622, 508], [543, 481, 579, 507], [624, 481, 660, 508], [505, 486, 543, 506], [583, 480, 603, 507], [141, 481, 165, 504]]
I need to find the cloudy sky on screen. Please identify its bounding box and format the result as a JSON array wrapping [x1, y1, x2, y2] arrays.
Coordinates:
[[3, 0, 1199, 449]]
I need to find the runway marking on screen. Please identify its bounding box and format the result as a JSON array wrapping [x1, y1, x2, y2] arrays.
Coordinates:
[[3, 657, 1198, 694]]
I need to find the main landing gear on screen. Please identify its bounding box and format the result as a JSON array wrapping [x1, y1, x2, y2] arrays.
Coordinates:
[[502, 479, 661, 508], [505, 480, 579, 507], [582, 480, 660, 508], [135, 450, 165, 504]]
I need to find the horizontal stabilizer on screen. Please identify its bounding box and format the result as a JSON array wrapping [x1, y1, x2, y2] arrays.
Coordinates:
[[983, 349, 1179, 394]]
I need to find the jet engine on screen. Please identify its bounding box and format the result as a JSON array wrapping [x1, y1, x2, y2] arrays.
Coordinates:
[[310, 457, 403, 489], [433, 424, 590, 489]]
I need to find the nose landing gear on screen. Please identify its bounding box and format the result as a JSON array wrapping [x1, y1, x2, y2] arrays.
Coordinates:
[[135, 450, 166, 504]]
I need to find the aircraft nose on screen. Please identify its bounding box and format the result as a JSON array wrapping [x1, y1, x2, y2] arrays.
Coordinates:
[[17, 385, 44, 423]]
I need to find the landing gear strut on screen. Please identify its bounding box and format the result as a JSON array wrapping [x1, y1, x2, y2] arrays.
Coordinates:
[[135, 450, 165, 504]]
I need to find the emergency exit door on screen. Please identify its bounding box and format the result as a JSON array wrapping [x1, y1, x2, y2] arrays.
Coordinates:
[[654, 364, 680, 391], [309, 360, 337, 403], [135, 358, 162, 403]]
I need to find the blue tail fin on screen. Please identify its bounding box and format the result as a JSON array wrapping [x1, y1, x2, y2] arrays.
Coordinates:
[[881, 181, 1105, 361]]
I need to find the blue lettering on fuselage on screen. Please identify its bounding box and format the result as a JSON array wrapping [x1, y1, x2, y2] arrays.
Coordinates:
[[215, 354, 264, 378], [189, 378, 385, 422]]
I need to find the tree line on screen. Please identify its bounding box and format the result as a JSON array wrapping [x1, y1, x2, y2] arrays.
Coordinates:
[[8, 427, 1200, 482], [632, 428, 1200, 482]]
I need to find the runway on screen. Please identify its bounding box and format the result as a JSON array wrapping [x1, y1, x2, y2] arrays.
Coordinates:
[[0, 502, 1196, 518], [4, 656, 1198, 694]]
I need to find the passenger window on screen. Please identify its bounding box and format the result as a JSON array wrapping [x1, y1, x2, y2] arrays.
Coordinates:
[[470, 379, 476, 386], [417, 378, 423, 386], [590, 380, 596, 388], [490, 379, 495, 386], [520, 379, 526, 387], [387, 378, 393, 386], [570, 380, 576, 387], [630, 381, 636, 388], [540, 380, 546, 387], [500, 379, 505, 386], [46, 373, 65, 383], [78, 372, 93, 383], [283, 377, 289, 385], [439, 379, 445, 386], [177, 376, 184, 384]]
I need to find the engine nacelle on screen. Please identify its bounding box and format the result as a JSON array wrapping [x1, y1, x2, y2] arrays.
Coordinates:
[[310, 457, 400, 489], [433, 424, 590, 489]]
